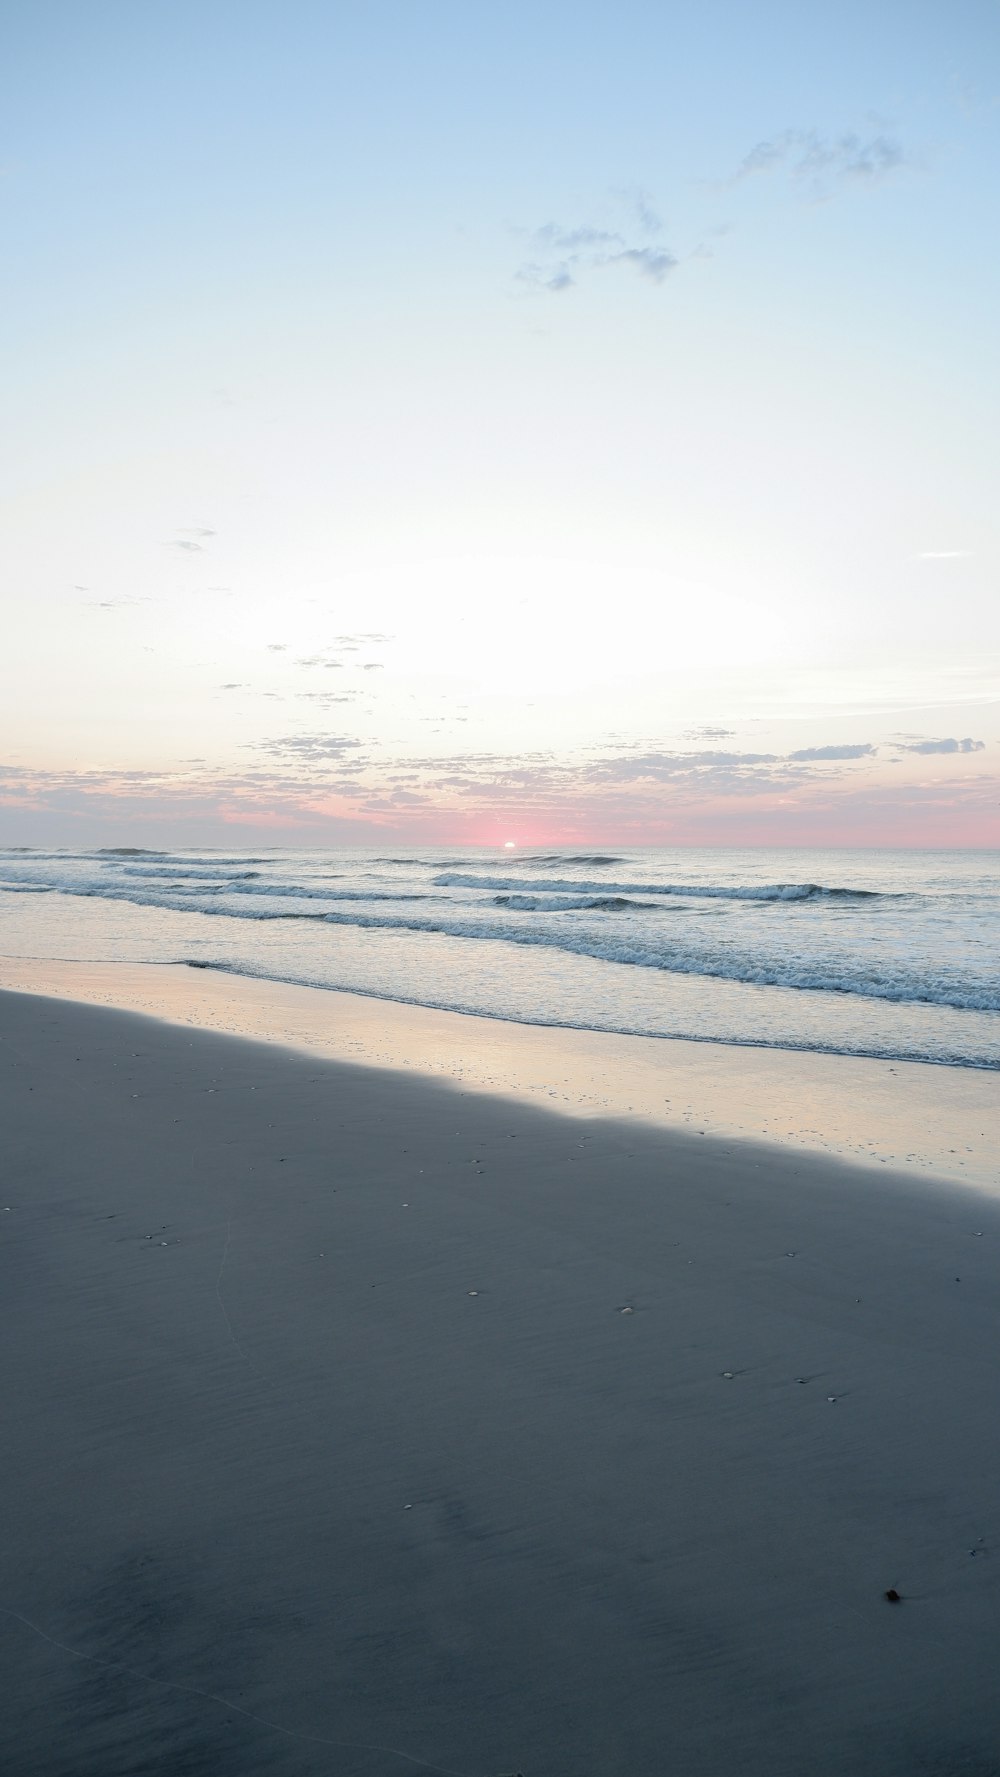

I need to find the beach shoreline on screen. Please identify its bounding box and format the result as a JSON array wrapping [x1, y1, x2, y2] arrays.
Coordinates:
[[1, 955, 995, 1192], [3, 977, 1000, 1772]]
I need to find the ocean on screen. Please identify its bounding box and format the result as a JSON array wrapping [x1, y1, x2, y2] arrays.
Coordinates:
[[1, 846, 997, 1070]]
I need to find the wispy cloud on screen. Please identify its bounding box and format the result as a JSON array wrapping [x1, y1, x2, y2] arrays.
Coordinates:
[[608, 246, 677, 283], [517, 122, 907, 301], [729, 128, 908, 197], [515, 194, 678, 294], [3, 724, 995, 848], [295, 691, 358, 706], [254, 732, 366, 762], [85, 596, 149, 610], [612, 186, 664, 234], [516, 262, 576, 294], [788, 744, 876, 762], [294, 645, 388, 671], [168, 526, 217, 553], [533, 223, 622, 251], [900, 736, 985, 755]]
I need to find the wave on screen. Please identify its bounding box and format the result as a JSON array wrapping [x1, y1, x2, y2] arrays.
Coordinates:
[[97, 847, 166, 856], [382, 853, 626, 868], [7, 874, 986, 1011], [196, 884, 432, 902], [432, 872, 891, 902], [175, 958, 996, 1070], [0, 874, 432, 906], [518, 853, 625, 865], [376, 852, 625, 867], [296, 915, 1000, 1007], [113, 855, 277, 870], [366, 857, 476, 869], [120, 865, 264, 881], [494, 893, 656, 912]]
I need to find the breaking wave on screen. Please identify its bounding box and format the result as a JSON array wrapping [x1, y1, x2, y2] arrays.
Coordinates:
[[0, 873, 988, 1011], [2, 849, 995, 1065], [494, 893, 657, 912], [432, 872, 891, 902], [120, 865, 264, 881]]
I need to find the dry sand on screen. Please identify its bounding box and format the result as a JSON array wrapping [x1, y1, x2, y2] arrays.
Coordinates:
[[2, 979, 999, 1775]]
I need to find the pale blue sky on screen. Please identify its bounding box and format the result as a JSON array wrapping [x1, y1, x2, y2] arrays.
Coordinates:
[[2, 1, 998, 844]]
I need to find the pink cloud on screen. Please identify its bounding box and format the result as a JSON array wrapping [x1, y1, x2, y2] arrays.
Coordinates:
[[0, 744, 995, 849]]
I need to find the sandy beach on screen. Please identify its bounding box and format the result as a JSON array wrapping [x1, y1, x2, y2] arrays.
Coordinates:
[[2, 976, 999, 1775]]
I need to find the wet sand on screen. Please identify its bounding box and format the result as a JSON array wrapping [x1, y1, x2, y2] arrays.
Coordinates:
[[2, 957, 995, 1190], [2, 983, 1000, 1775]]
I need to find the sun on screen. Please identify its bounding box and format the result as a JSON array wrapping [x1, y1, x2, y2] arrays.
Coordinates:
[[504, 840, 517, 849]]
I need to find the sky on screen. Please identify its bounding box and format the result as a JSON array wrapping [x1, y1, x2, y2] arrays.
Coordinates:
[[1, 0, 998, 848]]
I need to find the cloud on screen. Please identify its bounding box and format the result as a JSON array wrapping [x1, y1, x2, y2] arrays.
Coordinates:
[[86, 596, 148, 609], [533, 223, 623, 251], [4, 716, 997, 852], [607, 246, 677, 283], [178, 528, 217, 538], [900, 737, 985, 755], [361, 788, 430, 809], [515, 262, 577, 293], [788, 744, 876, 762], [219, 683, 243, 691], [516, 194, 677, 295], [579, 749, 805, 796], [517, 129, 905, 300], [294, 635, 389, 669], [296, 691, 358, 706], [255, 732, 366, 762], [613, 186, 664, 234], [170, 539, 204, 553], [266, 643, 287, 652], [731, 128, 907, 195], [684, 727, 735, 740]]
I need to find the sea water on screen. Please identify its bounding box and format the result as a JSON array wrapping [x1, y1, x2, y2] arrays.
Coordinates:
[[1, 846, 997, 1069]]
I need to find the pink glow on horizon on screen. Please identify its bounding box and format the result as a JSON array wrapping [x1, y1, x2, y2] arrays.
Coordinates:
[[0, 750, 996, 850]]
